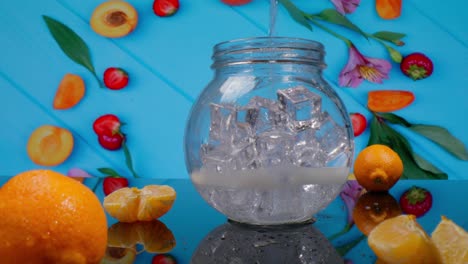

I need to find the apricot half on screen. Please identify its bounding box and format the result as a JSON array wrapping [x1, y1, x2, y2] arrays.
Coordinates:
[[27, 125, 74, 166], [90, 0, 138, 38]]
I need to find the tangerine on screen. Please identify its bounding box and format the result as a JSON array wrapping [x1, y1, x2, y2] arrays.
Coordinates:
[[431, 216, 468, 264], [103, 185, 176, 222], [352, 191, 402, 236], [0, 170, 107, 264], [368, 214, 442, 264], [354, 144, 403, 191]]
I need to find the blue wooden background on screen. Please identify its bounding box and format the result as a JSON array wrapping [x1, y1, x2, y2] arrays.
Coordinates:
[[1, 0, 467, 179]]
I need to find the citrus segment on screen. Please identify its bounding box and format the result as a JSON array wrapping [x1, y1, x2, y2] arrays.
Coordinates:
[[103, 185, 176, 222], [368, 214, 442, 264], [354, 144, 403, 191], [53, 73, 85, 110], [107, 220, 176, 253], [0, 170, 107, 264], [431, 216, 468, 264]]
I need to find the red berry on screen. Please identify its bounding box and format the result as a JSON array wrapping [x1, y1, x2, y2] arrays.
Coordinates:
[[103, 177, 129, 196], [152, 254, 177, 264], [153, 0, 180, 17], [221, 0, 253, 5], [399, 186, 433, 217], [103, 67, 129, 90], [400, 52, 433, 80], [350, 113, 367, 137], [98, 133, 125, 151], [93, 114, 121, 136]]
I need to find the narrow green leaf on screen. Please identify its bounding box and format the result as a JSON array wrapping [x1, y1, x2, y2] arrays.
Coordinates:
[[278, 0, 312, 31], [97, 168, 120, 177], [410, 124, 468, 160], [335, 235, 366, 256], [368, 116, 448, 180], [378, 113, 411, 127], [314, 9, 366, 38], [372, 31, 406, 41], [413, 153, 446, 175], [123, 141, 140, 178], [42, 15, 102, 87]]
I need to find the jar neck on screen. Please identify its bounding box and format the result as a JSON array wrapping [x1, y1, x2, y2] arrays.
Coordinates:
[[211, 37, 326, 73]]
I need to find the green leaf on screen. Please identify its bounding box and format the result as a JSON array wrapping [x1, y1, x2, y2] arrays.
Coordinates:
[[278, 0, 312, 31], [335, 235, 366, 256], [123, 141, 141, 178], [413, 153, 446, 175], [314, 9, 366, 38], [372, 31, 406, 45], [42, 15, 102, 87], [378, 113, 411, 127], [368, 116, 448, 180], [97, 168, 120, 177], [410, 124, 468, 160]]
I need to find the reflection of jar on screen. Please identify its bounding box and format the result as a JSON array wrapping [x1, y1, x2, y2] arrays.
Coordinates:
[[184, 37, 354, 225], [191, 221, 343, 263]]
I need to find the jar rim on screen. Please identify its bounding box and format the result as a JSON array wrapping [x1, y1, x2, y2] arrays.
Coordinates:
[[214, 37, 325, 54]]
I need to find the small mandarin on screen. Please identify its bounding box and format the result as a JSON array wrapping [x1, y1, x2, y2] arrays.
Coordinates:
[[354, 144, 403, 191]]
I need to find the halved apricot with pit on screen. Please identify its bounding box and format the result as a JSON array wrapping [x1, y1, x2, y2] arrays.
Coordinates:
[[90, 0, 138, 38], [27, 125, 74, 166]]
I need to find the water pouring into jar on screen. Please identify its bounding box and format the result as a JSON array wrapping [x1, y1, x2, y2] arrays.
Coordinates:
[[184, 0, 354, 226]]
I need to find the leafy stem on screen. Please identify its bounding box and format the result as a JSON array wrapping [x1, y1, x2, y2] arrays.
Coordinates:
[[307, 18, 352, 46], [123, 141, 140, 178], [328, 224, 352, 241]]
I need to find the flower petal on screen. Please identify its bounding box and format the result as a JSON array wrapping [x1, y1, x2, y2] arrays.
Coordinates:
[[67, 168, 92, 178]]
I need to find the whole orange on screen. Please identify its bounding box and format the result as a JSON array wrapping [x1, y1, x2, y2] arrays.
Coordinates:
[[0, 170, 108, 264], [353, 144, 403, 191]]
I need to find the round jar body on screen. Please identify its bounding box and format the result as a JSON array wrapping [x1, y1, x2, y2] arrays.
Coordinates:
[[184, 37, 354, 225]]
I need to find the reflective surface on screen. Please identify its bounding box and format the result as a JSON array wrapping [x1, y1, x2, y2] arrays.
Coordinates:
[[1, 177, 467, 263]]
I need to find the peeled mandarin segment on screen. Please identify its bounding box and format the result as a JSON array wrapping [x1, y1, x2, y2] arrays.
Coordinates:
[[134, 220, 176, 253], [107, 222, 141, 248], [368, 215, 442, 264], [90, 0, 138, 38], [100, 246, 137, 264], [104, 187, 141, 223], [53, 73, 85, 110], [431, 216, 468, 264], [26, 125, 74, 166], [137, 185, 176, 221]]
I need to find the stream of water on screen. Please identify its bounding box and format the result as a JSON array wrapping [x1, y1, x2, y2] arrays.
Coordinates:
[[269, 0, 278, 36]]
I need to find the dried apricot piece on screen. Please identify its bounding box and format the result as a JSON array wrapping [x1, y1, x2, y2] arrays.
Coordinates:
[[53, 73, 85, 110]]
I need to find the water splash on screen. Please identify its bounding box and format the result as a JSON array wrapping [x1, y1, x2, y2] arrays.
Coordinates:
[[269, 0, 278, 36]]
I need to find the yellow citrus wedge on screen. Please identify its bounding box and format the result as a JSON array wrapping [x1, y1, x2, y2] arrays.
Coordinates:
[[431, 216, 468, 264], [368, 214, 442, 264], [103, 185, 176, 222]]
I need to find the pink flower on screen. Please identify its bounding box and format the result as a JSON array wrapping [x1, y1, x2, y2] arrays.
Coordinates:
[[340, 180, 364, 229], [67, 168, 92, 179], [330, 0, 361, 15], [339, 44, 392, 87]]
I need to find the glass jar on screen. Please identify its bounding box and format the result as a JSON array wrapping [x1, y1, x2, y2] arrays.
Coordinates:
[[184, 37, 354, 225]]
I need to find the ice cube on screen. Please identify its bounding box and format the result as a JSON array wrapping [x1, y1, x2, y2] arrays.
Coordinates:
[[209, 103, 237, 142], [315, 113, 349, 164], [277, 86, 322, 131], [291, 129, 325, 167], [232, 142, 259, 170], [242, 97, 289, 135], [256, 130, 295, 166], [200, 143, 232, 173]]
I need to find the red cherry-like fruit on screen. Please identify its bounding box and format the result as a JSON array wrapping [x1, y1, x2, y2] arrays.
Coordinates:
[[98, 133, 125, 151], [93, 114, 121, 136], [400, 52, 434, 80], [399, 186, 433, 218], [221, 0, 253, 5], [152, 254, 177, 264], [350, 113, 367, 137], [153, 0, 180, 17], [103, 67, 129, 90], [103, 176, 129, 196]]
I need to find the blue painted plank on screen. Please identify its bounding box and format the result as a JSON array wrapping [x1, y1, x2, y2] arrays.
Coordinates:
[[0, 0, 193, 178], [0, 75, 116, 177]]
